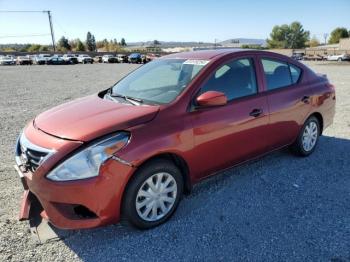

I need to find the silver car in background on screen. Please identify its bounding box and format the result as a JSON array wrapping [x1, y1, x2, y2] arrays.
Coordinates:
[[0, 55, 16, 65], [327, 53, 350, 61]]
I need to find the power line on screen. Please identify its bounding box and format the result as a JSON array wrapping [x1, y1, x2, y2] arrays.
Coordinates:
[[0, 10, 56, 51], [0, 34, 51, 39], [0, 10, 48, 13]]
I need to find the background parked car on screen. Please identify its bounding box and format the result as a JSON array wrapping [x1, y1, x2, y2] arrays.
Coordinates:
[[46, 57, 67, 65], [327, 54, 350, 61], [116, 54, 128, 63], [102, 54, 118, 63], [63, 54, 79, 64], [128, 53, 142, 63], [34, 55, 47, 65], [146, 53, 160, 63], [0, 55, 16, 65], [303, 54, 325, 61], [94, 56, 102, 63], [78, 54, 93, 64], [34, 54, 51, 65], [16, 56, 33, 65], [291, 53, 304, 60]]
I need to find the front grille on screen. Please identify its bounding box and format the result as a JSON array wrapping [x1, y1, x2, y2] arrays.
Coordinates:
[[21, 147, 48, 172], [16, 133, 53, 172]]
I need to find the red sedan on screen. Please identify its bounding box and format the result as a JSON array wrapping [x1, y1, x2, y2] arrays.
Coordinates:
[[15, 50, 335, 230]]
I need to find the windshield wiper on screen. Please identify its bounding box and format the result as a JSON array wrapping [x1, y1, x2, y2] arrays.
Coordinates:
[[109, 93, 143, 105]]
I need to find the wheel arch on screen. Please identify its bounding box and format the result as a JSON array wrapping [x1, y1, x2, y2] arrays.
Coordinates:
[[123, 152, 192, 197], [309, 112, 324, 134]]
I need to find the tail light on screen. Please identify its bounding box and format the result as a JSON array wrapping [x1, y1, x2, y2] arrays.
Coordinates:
[[326, 82, 335, 90], [325, 83, 336, 100]]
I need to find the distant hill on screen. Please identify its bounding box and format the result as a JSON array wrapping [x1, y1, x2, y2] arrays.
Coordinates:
[[128, 38, 266, 48]]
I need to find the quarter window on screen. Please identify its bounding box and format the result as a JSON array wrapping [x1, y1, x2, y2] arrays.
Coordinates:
[[261, 58, 302, 90], [289, 64, 301, 84], [200, 58, 258, 101]]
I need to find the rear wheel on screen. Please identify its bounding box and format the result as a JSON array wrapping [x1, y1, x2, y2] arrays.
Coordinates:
[[290, 116, 320, 156], [122, 159, 183, 229]]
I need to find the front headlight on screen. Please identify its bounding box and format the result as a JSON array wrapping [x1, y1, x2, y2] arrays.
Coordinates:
[[46, 132, 130, 181]]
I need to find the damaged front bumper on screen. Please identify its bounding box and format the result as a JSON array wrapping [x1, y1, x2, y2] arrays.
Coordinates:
[[14, 126, 136, 230]]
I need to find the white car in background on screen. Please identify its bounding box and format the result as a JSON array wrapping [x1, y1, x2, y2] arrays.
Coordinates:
[[102, 54, 117, 63], [77, 54, 93, 64], [116, 54, 128, 63], [34, 54, 51, 65], [0, 55, 16, 65], [327, 54, 350, 61], [62, 54, 79, 64]]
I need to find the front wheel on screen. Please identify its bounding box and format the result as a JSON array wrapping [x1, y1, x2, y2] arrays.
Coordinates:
[[122, 159, 183, 229], [290, 116, 320, 156]]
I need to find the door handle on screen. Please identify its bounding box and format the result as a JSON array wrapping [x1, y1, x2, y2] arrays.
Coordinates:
[[301, 96, 310, 104], [249, 108, 263, 117]]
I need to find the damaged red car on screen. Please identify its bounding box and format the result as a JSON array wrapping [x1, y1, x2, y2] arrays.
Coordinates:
[[15, 50, 335, 230]]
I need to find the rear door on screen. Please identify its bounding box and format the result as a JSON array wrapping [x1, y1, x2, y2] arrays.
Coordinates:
[[258, 56, 312, 149], [189, 56, 270, 179]]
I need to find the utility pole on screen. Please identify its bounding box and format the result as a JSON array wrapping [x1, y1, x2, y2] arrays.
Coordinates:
[[45, 11, 56, 51], [323, 33, 328, 45], [0, 10, 56, 51]]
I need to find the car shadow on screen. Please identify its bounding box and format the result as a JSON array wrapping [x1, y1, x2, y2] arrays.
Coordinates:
[[51, 135, 350, 261]]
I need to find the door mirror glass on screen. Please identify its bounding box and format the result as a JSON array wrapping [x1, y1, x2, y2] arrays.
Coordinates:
[[196, 91, 227, 107]]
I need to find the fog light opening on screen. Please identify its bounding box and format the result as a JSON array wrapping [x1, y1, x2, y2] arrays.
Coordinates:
[[73, 205, 97, 219]]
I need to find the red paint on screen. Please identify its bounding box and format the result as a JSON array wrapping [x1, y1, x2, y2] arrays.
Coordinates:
[[18, 190, 31, 221], [196, 91, 227, 107], [18, 50, 336, 229]]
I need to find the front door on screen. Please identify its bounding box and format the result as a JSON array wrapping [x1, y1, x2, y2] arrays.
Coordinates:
[[189, 56, 270, 180]]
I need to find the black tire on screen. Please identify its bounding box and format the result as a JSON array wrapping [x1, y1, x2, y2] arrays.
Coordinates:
[[290, 116, 320, 157], [122, 159, 183, 229]]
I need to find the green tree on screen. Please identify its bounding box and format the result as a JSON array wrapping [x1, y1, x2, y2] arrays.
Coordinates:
[[120, 38, 127, 46], [86, 31, 96, 51], [39, 45, 49, 52], [19, 44, 31, 52], [153, 39, 161, 46], [267, 21, 309, 49], [76, 39, 85, 51], [328, 27, 349, 44], [308, 36, 320, 47], [27, 44, 42, 52], [57, 36, 71, 51]]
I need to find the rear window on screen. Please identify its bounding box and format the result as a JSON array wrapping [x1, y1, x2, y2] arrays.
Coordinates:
[[261, 58, 302, 90]]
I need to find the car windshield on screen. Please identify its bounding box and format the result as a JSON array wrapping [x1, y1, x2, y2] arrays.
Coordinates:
[[111, 58, 209, 104]]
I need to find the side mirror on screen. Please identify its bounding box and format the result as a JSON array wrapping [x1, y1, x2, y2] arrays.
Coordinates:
[[196, 91, 227, 107]]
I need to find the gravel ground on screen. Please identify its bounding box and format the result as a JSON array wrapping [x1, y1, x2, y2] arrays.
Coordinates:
[[0, 61, 349, 262]]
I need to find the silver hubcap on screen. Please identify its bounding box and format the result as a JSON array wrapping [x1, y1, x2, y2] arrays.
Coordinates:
[[302, 121, 318, 151], [136, 172, 177, 222]]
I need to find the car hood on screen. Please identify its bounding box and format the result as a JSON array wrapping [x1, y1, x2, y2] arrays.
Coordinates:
[[34, 94, 160, 141]]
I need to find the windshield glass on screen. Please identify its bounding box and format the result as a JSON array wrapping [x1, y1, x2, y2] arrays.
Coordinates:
[[111, 58, 209, 104]]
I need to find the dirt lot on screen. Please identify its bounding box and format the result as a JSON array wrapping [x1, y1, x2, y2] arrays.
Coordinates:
[[0, 61, 349, 261]]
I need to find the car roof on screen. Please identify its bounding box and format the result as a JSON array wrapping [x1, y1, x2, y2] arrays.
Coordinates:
[[163, 49, 250, 60], [162, 49, 293, 61]]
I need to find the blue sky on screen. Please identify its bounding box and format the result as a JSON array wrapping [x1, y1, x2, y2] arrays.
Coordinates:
[[0, 0, 349, 44]]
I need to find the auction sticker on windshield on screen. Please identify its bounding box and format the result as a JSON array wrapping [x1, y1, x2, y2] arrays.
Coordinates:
[[183, 59, 209, 66]]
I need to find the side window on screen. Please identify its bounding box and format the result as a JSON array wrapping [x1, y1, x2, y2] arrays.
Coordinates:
[[200, 58, 257, 101], [289, 64, 301, 84], [261, 58, 292, 90]]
